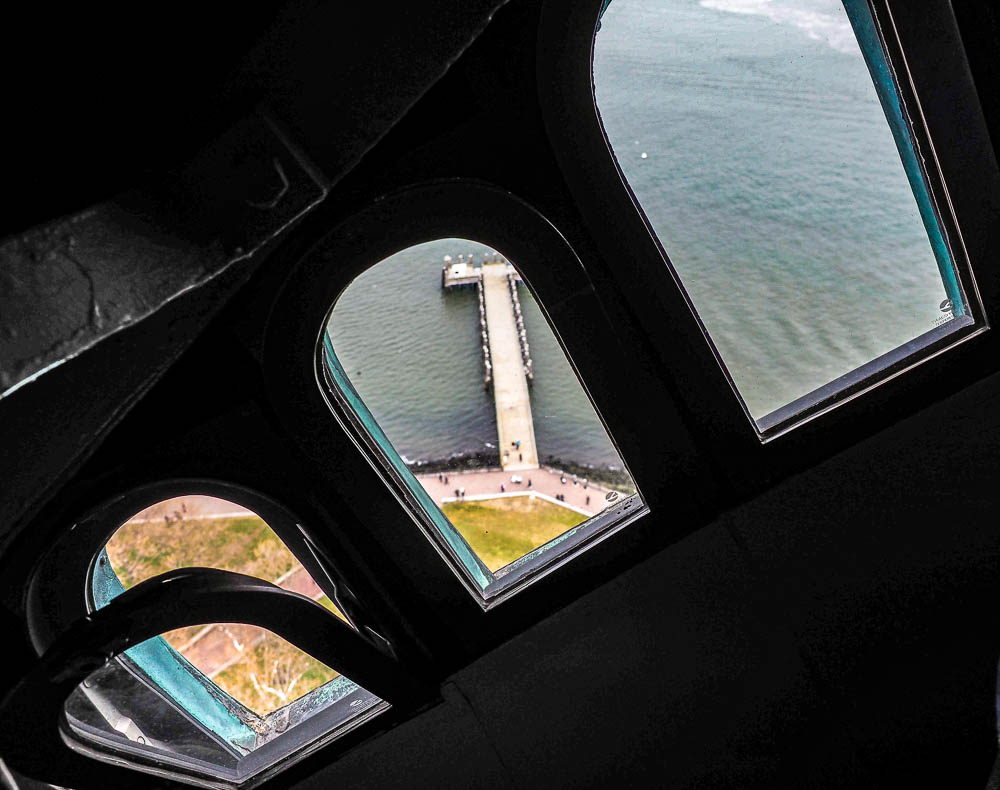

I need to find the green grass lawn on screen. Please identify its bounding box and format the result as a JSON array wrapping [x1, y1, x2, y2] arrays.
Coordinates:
[[442, 495, 587, 571], [103, 498, 583, 715], [107, 515, 300, 652], [106, 513, 340, 713], [107, 515, 297, 589]]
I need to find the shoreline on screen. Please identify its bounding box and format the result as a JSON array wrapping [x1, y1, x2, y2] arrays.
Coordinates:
[[404, 451, 636, 495]]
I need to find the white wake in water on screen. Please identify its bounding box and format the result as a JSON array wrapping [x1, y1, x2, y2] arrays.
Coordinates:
[[699, 0, 858, 54]]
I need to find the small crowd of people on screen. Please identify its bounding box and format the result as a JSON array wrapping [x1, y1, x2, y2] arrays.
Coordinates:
[[430, 457, 601, 510]]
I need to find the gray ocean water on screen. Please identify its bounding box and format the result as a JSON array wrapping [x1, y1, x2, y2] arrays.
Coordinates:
[[595, 0, 947, 418], [328, 238, 625, 467], [328, 0, 947, 465]]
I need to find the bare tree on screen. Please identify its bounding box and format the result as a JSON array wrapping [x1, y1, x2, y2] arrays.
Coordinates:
[[103, 497, 335, 715], [214, 631, 338, 715]]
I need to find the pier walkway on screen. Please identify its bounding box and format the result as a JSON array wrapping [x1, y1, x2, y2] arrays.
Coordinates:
[[481, 262, 538, 470], [416, 466, 616, 517]]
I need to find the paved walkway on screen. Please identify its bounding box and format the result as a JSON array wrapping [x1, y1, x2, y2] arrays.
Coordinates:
[[134, 479, 621, 684], [138, 472, 619, 688], [482, 263, 538, 471], [417, 466, 617, 517], [128, 495, 254, 523]]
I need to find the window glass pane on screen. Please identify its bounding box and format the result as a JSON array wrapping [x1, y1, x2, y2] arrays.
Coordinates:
[[65, 631, 384, 786], [65, 654, 243, 771], [324, 239, 641, 594], [593, 0, 972, 425], [160, 623, 337, 716], [81, 495, 385, 785], [104, 495, 344, 616]]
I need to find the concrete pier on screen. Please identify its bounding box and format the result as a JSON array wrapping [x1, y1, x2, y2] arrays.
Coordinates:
[[481, 263, 538, 470]]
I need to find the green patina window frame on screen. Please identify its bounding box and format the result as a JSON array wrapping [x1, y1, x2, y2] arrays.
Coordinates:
[[321, 335, 495, 591], [596, 0, 965, 317], [91, 552, 257, 750], [85, 547, 382, 783], [593, 0, 980, 438], [320, 313, 650, 608], [842, 0, 966, 316]]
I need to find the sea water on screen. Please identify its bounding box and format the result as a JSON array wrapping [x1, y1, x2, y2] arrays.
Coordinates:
[[328, 0, 949, 466], [594, 0, 949, 418], [328, 239, 625, 468]]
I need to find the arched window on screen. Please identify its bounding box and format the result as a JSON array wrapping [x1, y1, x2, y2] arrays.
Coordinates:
[[591, 0, 982, 434], [321, 238, 645, 605], [39, 490, 390, 788]]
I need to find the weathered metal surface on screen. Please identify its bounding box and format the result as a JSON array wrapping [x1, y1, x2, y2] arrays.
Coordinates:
[[0, 0, 512, 562], [0, 116, 326, 398]]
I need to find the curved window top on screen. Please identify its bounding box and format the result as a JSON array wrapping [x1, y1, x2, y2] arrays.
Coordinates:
[[99, 495, 348, 715], [593, 0, 981, 434], [102, 495, 344, 619], [67, 494, 386, 788], [322, 238, 646, 605]]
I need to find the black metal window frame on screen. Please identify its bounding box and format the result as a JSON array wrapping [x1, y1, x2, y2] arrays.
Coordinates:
[[258, 0, 1000, 687], [261, 181, 701, 634], [537, 0, 1000, 499], [311, 198, 650, 609], [7, 0, 1000, 786], [18, 479, 425, 790], [26, 480, 371, 651]]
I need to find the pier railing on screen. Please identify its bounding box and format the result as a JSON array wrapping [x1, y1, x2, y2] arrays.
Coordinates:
[[477, 277, 492, 388], [507, 270, 533, 384], [441, 251, 540, 471], [441, 251, 530, 390]]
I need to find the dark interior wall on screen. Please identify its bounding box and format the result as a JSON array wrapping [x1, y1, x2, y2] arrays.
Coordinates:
[[2, 1, 999, 788], [0, 0, 507, 556], [293, 368, 1000, 789]]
